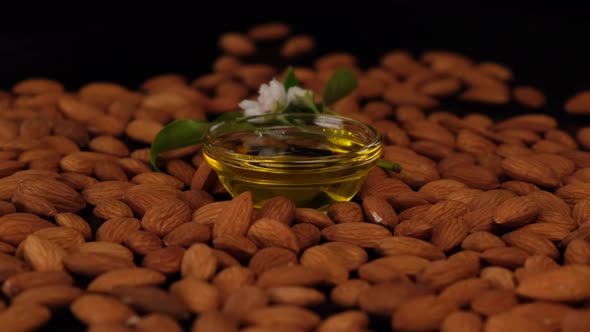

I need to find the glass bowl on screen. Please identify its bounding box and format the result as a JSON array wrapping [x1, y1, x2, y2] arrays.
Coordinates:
[[202, 113, 382, 209]]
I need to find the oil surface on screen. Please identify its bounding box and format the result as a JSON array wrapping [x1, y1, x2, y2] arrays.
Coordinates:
[[204, 127, 381, 209]]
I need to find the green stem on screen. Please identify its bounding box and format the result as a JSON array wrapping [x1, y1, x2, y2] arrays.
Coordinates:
[[377, 160, 401, 173]]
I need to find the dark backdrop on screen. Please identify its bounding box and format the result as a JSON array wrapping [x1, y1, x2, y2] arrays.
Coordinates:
[[1, 2, 590, 102]]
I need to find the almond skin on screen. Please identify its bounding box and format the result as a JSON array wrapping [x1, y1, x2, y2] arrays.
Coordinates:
[[213, 192, 253, 238], [71, 294, 136, 325], [321, 222, 391, 248], [181, 243, 218, 280], [517, 265, 590, 301], [247, 218, 299, 253], [258, 196, 296, 226], [141, 199, 191, 236], [494, 196, 540, 227], [0, 303, 51, 332], [392, 295, 458, 331]]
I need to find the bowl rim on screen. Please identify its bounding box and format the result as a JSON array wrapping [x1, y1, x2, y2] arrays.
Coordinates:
[[202, 112, 383, 165]]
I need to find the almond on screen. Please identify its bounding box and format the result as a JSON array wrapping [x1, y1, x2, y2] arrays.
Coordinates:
[[13, 284, 82, 308], [247, 218, 299, 253], [213, 265, 255, 299], [169, 278, 220, 313], [16, 178, 86, 213], [23, 234, 66, 271], [108, 286, 190, 320], [294, 208, 334, 229], [213, 234, 258, 261], [124, 231, 162, 255], [510, 302, 573, 331], [572, 199, 590, 226], [123, 184, 181, 216], [12, 191, 57, 217], [163, 222, 211, 247], [88, 268, 166, 292], [73, 241, 134, 262], [376, 236, 445, 260], [494, 196, 540, 227], [54, 213, 92, 240], [517, 265, 590, 301], [132, 172, 184, 190], [321, 222, 391, 248], [362, 281, 430, 316], [213, 192, 253, 238], [291, 223, 321, 251], [93, 199, 134, 220], [392, 295, 457, 331], [222, 285, 268, 321], [257, 265, 324, 288], [431, 218, 469, 252], [192, 201, 230, 225], [166, 160, 195, 186], [126, 119, 163, 144], [281, 35, 315, 58], [2, 270, 73, 297], [83, 181, 135, 205], [248, 247, 298, 275], [330, 279, 371, 308], [136, 313, 184, 332], [32, 226, 84, 251], [502, 231, 559, 259], [470, 289, 518, 316], [439, 277, 492, 307], [64, 252, 135, 277], [141, 199, 190, 236], [218, 33, 256, 56], [300, 245, 348, 285], [500, 180, 540, 196], [322, 242, 368, 271], [518, 222, 572, 241], [564, 239, 590, 265], [502, 155, 560, 187], [0, 303, 51, 331], [244, 305, 320, 330], [565, 91, 590, 114], [461, 231, 506, 252], [191, 311, 238, 332], [383, 146, 440, 187], [89, 136, 129, 157], [417, 251, 481, 290], [327, 201, 364, 224], [257, 196, 296, 226], [362, 196, 398, 229], [562, 309, 590, 332], [142, 246, 185, 275], [556, 183, 590, 206], [441, 311, 483, 332], [481, 246, 529, 269], [485, 312, 552, 332], [180, 243, 217, 280], [96, 217, 141, 243], [71, 294, 136, 325]]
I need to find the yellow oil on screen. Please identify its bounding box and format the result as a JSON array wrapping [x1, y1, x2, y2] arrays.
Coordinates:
[[203, 127, 382, 209]]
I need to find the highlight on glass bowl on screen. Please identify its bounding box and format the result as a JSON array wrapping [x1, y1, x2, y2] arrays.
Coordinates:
[[149, 67, 400, 208]]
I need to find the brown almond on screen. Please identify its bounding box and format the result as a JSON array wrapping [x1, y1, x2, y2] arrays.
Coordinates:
[[245, 305, 320, 330], [376, 236, 445, 260], [330, 279, 371, 308], [181, 243, 217, 280], [13, 284, 82, 308], [481, 246, 529, 269], [96, 217, 141, 243], [439, 277, 492, 307], [486, 312, 552, 332], [88, 268, 166, 292], [23, 234, 66, 271], [494, 114, 557, 132], [93, 199, 134, 220], [218, 32, 256, 56], [170, 278, 220, 313], [517, 265, 590, 301], [247, 218, 299, 253], [362, 196, 398, 229], [248, 247, 299, 275], [192, 201, 230, 225], [16, 178, 86, 213], [510, 302, 573, 331], [72, 241, 133, 261], [124, 231, 162, 255], [222, 285, 268, 321], [441, 311, 483, 332], [494, 196, 540, 227], [142, 246, 185, 275], [564, 239, 590, 265], [321, 222, 391, 248], [213, 192, 253, 238], [502, 231, 559, 259], [442, 164, 500, 190], [258, 196, 296, 226], [321, 242, 368, 271], [300, 245, 348, 285], [281, 35, 315, 58], [213, 234, 258, 261], [327, 201, 364, 224], [0, 303, 51, 331], [431, 218, 469, 252], [470, 289, 518, 316], [191, 311, 238, 332], [163, 222, 211, 247], [417, 251, 481, 290], [71, 294, 136, 325], [392, 295, 457, 331], [294, 208, 334, 229], [83, 181, 135, 205], [64, 252, 135, 277], [136, 313, 184, 332], [461, 231, 506, 252], [109, 286, 189, 320], [291, 223, 321, 251], [513, 86, 546, 108], [2, 271, 73, 297], [257, 265, 324, 288], [213, 265, 255, 299], [562, 309, 590, 332], [141, 199, 191, 236], [94, 161, 127, 181], [565, 91, 590, 114]]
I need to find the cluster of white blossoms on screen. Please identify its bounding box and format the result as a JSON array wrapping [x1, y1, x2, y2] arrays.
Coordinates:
[[238, 79, 342, 129]]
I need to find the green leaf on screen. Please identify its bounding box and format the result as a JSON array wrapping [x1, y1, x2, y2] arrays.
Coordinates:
[[377, 160, 401, 173], [150, 119, 211, 171], [283, 67, 300, 91], [322, 69, 357, 106], [213, 110, 244, 123]]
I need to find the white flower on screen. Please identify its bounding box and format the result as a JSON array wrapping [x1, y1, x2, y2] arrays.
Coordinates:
[[239, 99, 265, 117], [286, 86, 308, 107], [258, 79, 287, 113], [314, 115, 343, 129]]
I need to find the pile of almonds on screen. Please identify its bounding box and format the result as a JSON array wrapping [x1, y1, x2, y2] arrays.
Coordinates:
[[0, 21, 589, 332]]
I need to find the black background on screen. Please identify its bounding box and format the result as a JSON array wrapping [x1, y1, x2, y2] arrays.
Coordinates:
[[2, 2, 590, 331]]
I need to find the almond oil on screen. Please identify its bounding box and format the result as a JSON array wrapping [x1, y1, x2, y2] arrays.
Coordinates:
[[202, 114, 382, 209]]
